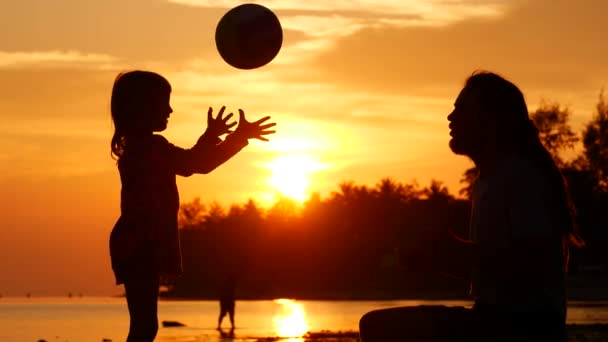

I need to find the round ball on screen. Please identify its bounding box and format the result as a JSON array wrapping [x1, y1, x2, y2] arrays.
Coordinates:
[[215, 4, 283, 70]]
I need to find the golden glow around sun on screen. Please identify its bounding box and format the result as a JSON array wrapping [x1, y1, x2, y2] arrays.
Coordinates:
[[264, 154, 327, 202], [273, 299, 309, 338]]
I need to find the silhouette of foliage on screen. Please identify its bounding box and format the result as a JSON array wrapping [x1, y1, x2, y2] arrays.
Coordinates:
[[531, 102, 579, 168], [171, 179, 471, 299], [172, 166, 606, 300], [458, 167, 478, 200], [582, 91, 608, 192], [178, 197, 207, 230], [171, 95, 608, 300], [422, 179, 452, 202]]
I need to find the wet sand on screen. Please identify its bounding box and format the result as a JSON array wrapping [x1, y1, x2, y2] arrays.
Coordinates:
[[251, 325, 608, 341]]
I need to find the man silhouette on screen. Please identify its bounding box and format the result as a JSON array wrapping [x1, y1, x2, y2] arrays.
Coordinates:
[[359, 71, 583, 341]]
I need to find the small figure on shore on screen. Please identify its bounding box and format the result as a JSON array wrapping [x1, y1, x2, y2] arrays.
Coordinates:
[[218, 274, 236, 332]]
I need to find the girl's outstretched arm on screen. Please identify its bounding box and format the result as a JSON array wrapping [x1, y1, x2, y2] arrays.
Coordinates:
[[169, 108, 276, 175], [231, 109, 276, 142], [190, 109, 276, 174]]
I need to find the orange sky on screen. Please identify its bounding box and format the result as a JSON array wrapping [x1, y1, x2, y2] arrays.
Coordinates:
[[0, 0, 607, 296]]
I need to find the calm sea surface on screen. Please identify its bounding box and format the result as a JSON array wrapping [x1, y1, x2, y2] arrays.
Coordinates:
[[0, 297, 606, 342]]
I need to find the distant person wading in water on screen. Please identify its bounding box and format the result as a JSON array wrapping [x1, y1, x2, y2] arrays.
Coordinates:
[[218, 275, 236, 331], [359, 71, 584, 342], [108, 70, 276, 342]]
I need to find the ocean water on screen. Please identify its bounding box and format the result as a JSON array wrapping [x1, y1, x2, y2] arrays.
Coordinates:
[[0, 297, 606, 342]]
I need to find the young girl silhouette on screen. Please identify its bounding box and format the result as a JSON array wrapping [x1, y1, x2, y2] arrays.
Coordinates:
[[108, 70, 275, 341]]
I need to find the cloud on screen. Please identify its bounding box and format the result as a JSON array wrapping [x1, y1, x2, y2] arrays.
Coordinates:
[[280, 15, 368, 39], [0, 132, 111, 181], [308, 0, 608, 104], [0, 0, 507, 67], [159, 60, 448, 132], [168, 0, 506, 26], [0, 50, 118, 69], [167, 0, 508, 63], [0, 1, 227, 63]]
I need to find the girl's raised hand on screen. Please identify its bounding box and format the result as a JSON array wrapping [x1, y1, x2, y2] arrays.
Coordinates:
[[206, 106, 237, 137], [234, 109, 276, 141]]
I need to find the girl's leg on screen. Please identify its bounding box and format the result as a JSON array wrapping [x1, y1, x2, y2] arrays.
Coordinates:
[[124, 273, 160, 342]]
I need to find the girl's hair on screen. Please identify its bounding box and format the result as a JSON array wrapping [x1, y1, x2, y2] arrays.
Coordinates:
[[110, 70, 171, 159], [464, 71, 585, 269]]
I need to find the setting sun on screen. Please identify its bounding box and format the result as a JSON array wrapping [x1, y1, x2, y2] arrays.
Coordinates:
[[264, 154, 327, 202]]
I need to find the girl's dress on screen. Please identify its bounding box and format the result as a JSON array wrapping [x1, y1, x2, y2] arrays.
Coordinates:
[[110, 132, 247, 284]]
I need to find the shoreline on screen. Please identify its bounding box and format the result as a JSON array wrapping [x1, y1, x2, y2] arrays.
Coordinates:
[[198, 325, 608, 342], [159, 293, 608, 301], [256, 325, 608, 342]]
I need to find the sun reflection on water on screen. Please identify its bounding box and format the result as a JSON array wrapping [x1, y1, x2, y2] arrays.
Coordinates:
[[273, 298, 309, 340]]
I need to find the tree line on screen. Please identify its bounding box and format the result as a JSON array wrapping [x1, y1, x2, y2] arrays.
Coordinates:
[[167, 93, 608, 300]]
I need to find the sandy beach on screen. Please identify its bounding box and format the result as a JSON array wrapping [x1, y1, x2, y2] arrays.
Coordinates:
[[8, 298, 606, 342], [566, 324, 608, 342], [250, 325, 608, 342]]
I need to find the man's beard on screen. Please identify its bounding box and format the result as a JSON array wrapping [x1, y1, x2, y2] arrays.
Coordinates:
[[449, 136, 480, 158]]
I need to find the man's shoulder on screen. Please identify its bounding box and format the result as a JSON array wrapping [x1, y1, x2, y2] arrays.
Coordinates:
[[499, 155, 544, 183], [499, 155, 556, 204]]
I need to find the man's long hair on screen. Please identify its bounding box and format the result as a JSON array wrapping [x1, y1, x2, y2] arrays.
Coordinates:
[[465, 71, 584, 270]]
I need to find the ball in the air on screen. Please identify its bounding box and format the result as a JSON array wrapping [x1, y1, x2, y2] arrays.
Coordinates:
[[215, 3, 283, 70]]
